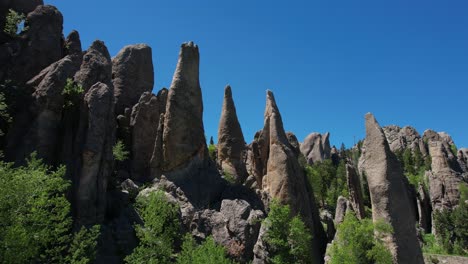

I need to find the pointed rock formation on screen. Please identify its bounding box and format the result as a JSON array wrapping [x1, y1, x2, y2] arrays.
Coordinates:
[[160, 42, 207, 172], [76, 82, 115, 226], [217, 85, 247, 183], [74, 40, 112, 92], [129, 89, 167, 181], [334, 196, 348, 225], [286, 132, 300, 157], [112, 44, 154, 115], [346, 162, 366, 219], [300, 132, 331, 165], [362, 113, 424, 264], [64, 30, 82, 55], [254, 90, 326, 263], [417, 184, 432, 233]]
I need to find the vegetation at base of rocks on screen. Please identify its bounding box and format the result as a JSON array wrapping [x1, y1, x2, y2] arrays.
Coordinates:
[[0, 92, 10, 138], [264, 200, 313, 264], [176, 234, 235, 264], [223, 171, 236, 184], [305, 159, 348, 210], [4, 9, 28, 37], [396, 147, 431, 190], [67, 225, 101, 264], [430, 184, 468, 256], [208, 143, 217, 161], [62, 78, 84, 108], [0, 153, 100, 264], [328, 212, 393, 264], [113, 140, 129, 162], [125, 191, 180, 264]]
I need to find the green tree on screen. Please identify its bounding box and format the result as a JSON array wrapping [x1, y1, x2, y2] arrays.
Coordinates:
[[4, 9, 28, 37], [113, 140, 129, 162], [67, 225, 101, 264], [125, 191, 180, 264], [264, 200, 313, 264], [208, 143, 217, 161], [328, 213, 393, 264], [0, 154, 100, 264], [177, 234, 234, 264]]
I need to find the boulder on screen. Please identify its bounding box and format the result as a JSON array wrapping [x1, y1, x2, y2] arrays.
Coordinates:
[[362, 113, 424, 264], [112, 44, 154, 115], [334, 196, 348, 224], [346, 162, 366, 219], [76, 82, 115, 226], [129, 89, 167, 181], [217, 85, 247, 183]]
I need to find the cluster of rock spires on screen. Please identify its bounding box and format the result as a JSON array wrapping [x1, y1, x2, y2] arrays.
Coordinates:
[[1, 2, 467, 264]]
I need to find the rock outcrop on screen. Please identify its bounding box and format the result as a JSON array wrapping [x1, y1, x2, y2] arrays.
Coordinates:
[[74, 40, 112, 91], [383, 125, 427, 156], [1, 5, 64, 83], [362, 113, 424, 264], [346, 162, 365, 219], [417, 184, 432, 233], [76, 82, 115, 226], [217, 85, 247, 183], [64, 30, 82, 55], [300, 132, 331, 165], [160, 42, 207, 172], [129, 89, 167, 181], [458, 148, 468, 173], [252, 90, 326, 263], [112, 44, 154, 115], [334, 196, 348, 225]]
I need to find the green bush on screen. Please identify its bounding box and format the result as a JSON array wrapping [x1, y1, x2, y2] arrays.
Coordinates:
[[432, 184, 468, 256], [0, 92, 10, 139], [264, 200, 313, 264], [450, 144, 458, 156], [125, 191, 180, 264], [177, 234, 234, 264], [4, 9, 28, 37], [113, 140, 129, 162], [328, 213, 393, 264], [0, 154, 99, 264], [208, 144, 217, 161], [67, 225, 101, 264], [63, 78, 84, 108]]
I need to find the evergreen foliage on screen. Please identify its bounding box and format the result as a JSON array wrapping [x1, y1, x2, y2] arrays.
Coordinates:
[[113, 140, 129, 162], [177, 234, 234, 264], [4, 9, 28, 37]]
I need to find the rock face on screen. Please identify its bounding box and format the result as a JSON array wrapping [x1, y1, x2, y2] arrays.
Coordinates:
[[417, 184, 432, 233], [423, 130, 464, 212], [1, 5, 64, 83], [300, 132, 331, 165], [160, 42, 207, 172], [64, 30, 82, 55], [74, 40, 112, 92], [76, 82, 115, 226], [383, 125, 427, 156], [5, 54, 82, 164], [129, 89, 167, 181], [112, 44, 154, 115], [458, 148, 468, 173], [253, 90, 326, 263], [346, 162, 366, 219], [217, 85, 247, 183], [334, 196, 348, 225], [362, 113, 424, 264]]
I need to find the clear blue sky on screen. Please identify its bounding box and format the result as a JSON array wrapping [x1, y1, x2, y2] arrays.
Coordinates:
[[47, 0, 468, 149]]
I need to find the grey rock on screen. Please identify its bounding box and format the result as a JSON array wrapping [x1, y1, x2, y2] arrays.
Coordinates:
[[217, 85, 247, 183], [416, 184, 432, 233], [334, 196, 348, 224], [458, 148, 468, 173], [362, 113, 424, 264], [121, 179, 139, 199], [74, 40, 112, 92], [300, 132, 331, 165], [76, 82, 115, 226], [112, 44, 154, 115], [346, 162, 366, 219], [64, 30, 82, 55]]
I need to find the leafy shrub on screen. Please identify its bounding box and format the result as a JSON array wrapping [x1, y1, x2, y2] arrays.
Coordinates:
[[223, 171, 236, 184], [177, 234, 234, 264], [0, 92, 10, 138], [4, 9, 28, 37], [62, 78, 84, 108], [113, 140, 129, 162], [125, 191, 180, 264], [264, 200, 312, 264], [328, 212, 393, 264], [208, 143, 217, 161], [0, 154, 99, 264], [450, 144, 458, 156], [67, 225, 101, 264]]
